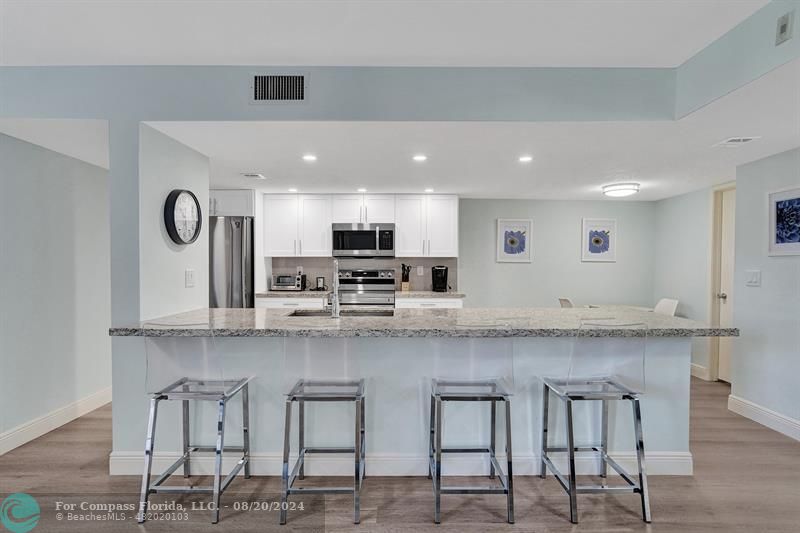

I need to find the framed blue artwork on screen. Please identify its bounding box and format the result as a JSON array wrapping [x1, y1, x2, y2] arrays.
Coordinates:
[[769, 187, 800, 256], [582, 218, 617, 262], [496, 219, 532, 263]]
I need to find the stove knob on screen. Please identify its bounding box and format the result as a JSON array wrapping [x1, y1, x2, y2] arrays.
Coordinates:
[[379, 272, 385, 277], [386, 271, 393, 278]]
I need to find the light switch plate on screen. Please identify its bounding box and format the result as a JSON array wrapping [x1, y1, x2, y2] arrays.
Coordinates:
[[745, 269, 761, 287], [417, 265, 424, 276], [185, 269, 196, 288]]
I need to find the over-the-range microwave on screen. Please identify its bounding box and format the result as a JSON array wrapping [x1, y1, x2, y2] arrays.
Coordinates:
[[332, 223, 395, 258]]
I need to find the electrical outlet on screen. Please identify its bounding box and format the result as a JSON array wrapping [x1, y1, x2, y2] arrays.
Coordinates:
[[297, 266, 304, 275], [185, 269, 196, 288], [417, 265, 424, 276], [776, 11, 794, 46], [745, 270, 761, 287]]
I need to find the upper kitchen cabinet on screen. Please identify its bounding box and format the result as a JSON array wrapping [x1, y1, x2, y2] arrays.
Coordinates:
[[297, 195, 332, 256], [263, 195, 299, 256], [263, 194, 332, 257], [395, 195, 458, 257], [332, 194, 395, 224], [209, 189, 255, 217]]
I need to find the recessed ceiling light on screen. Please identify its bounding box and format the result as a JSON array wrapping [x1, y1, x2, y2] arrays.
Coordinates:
[[302, 154, 317, 162], [712, 136, 761, 148], [424, 188, 435, 193], [242, 173, 266, 179], [602, 182, 640, 197], [288, 188, 298, 193], [357, 188, 367, 193], [413, 154, 427, 162], [518, 155, 534, 163]]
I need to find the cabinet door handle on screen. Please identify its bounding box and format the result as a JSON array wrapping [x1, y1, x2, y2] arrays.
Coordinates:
[[420, 303, 437, 307], [422, 239, 426, 255], [428, 240, 431, 256], [299, 240, 302, 255], [364, 205, 368, 223], [293, 239, 297, 255], [359, 205, 363, 223], [283, 302, 300, 307]]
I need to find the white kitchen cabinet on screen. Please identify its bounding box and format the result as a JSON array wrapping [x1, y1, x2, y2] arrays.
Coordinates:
[[209, 189, 255, 217], [263, 195, 299, 256], [256, 297, 325, 309], [298, 195, 332, 256], [426, 195, 459, 257], [395, 195, 458, 257], [395, 298, 463, 309], [332, 194, 395, 224], [395, 195, 427, 257]]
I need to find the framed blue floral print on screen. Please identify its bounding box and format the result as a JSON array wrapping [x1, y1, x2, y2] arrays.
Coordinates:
[[582, 218, 617, 262], [496, 219, 532, 262], [769, 187, 800, 256]]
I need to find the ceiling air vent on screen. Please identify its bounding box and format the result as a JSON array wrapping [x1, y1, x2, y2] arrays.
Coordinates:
[[251, 74, 306, 103], [713, 136, 761, 148]]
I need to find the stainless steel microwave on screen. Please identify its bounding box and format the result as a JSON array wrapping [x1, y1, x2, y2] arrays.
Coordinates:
[[332, 223, 395, 258]]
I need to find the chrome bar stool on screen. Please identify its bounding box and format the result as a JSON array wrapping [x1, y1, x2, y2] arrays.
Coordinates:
[[540, 320, 651, 524], [138, 376, 252, 524], [429, 378, 514, 524], [280, 379, 366, 525]]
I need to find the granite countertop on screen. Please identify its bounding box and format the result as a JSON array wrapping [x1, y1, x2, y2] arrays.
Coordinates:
[[256, 290, 465, 298], [109, 307, 738, 338]]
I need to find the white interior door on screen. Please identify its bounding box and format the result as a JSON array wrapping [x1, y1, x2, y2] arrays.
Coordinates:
[[718, 189, 735, 382], [263, 195, 298, 256], [298, 195, 332, 256], [395, 195, 426, 257]]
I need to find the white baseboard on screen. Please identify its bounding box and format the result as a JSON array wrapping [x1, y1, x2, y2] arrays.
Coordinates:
[[728, 394, 800, 441], [0, 386, 112, 456], [690, 363, 711, 381], [110, 450, 692, 477]]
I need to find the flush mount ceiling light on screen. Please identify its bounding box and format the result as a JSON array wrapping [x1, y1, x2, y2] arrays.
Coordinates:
[[357, 188, 367, 193], [302, 154, 317, 162], [602, 182, 640, 197], [288, 188, 298, 193], [424, 188, 435, 193], [242, 173, 266, 179], [518, 155, 534, 163], [713, 136, 761, 147], [412, 154, 427, 162]]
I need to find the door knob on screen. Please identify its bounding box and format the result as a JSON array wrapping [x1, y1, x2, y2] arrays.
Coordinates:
[[717, 293, 728, 300]]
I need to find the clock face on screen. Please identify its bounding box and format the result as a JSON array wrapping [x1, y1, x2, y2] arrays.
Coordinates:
[[174, 191, 199, 243], [164, 189, 202, 245]]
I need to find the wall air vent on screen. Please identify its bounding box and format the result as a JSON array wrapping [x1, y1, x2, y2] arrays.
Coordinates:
[[713, 136, 761, 148], [251, 74, 306, 103]]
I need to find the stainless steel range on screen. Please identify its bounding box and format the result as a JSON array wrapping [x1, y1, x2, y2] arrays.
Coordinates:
[[337, 268, 396, 307]]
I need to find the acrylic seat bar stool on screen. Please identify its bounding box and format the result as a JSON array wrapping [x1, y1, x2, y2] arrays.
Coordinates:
[[429, 378, 514, 524], [137, 324, 252, 524], [540, 319, 651, 524], [280, 378, 366, 525]]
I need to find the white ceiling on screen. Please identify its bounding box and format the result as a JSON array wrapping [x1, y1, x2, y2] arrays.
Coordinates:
[[148, 59, 800, 202], [0, 0, 767, 67], [0, 119, 109, 169]]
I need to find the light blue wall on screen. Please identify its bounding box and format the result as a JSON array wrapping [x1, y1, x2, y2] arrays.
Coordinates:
[[732, 148, 800, 421], [676, 0, 800, 117], [458, 199, 656, 308], [652, 189, 713, 368], [0, 134, 111, 434]]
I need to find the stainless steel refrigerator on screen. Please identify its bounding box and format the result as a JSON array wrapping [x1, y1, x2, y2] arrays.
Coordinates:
[[209, 216, 254, 308]]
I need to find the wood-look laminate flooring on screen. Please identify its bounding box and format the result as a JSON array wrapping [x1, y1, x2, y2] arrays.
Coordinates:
[[1, 378, 799, 532]]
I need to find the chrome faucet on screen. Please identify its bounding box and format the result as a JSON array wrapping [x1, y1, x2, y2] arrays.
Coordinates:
[[330, 257, 341, 318]]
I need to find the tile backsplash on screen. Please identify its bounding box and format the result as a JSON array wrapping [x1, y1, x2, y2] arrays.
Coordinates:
[[270, 257, 458, 292]]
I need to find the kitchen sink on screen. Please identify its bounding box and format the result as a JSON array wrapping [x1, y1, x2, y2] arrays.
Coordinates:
[[289, 308, 395, 318]]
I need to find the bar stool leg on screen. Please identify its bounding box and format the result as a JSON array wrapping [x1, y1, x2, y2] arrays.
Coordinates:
[[600, 398, 608, 483], [540, 383, 550, 479], [504, 399, 515, 524], [489, 399, 496, 479], [565, 398, 578, 524], [434, 397, 443, 524], [138, 397, 159, 524], [280, 400, 292, 525], [182, 393, 190, 478], [242, 383, 251, 479], [632, 398, 652, 523], [360, 396, 366, 480], [354, 397, 362, 524], [427, 394, 435, 480], [298, 400, 305, 480], [212, 399, 227, 524]]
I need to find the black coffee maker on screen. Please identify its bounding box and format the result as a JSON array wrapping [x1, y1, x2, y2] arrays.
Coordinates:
[[431, 266, 448, 292]]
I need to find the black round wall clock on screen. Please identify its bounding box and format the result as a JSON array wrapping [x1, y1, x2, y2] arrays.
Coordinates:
[[164, 189, 202, 245]]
